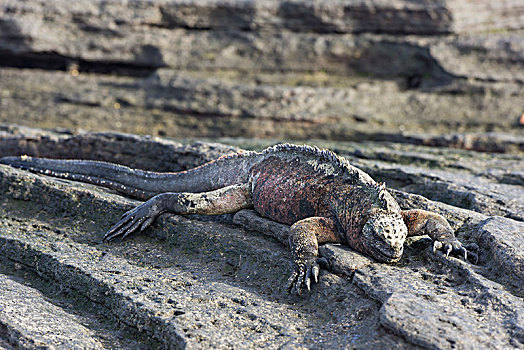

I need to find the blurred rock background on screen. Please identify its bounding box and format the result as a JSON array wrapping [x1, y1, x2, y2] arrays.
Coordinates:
[[0, 0, 522, 142], [0, 1, 523, 349]]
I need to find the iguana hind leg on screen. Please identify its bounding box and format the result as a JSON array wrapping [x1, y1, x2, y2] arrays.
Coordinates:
[[286, 217, 342, 295], [104, 183, 253, 241], [401, 209, 478, 263]]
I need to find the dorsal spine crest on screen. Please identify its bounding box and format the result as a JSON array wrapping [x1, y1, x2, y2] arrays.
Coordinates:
[[263, 143, 375, 186]]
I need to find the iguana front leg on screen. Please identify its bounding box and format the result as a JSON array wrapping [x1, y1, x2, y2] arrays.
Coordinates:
[[287, 217, 342, 295], [104, 183, 253, 241], [401, 209, 478, 263]]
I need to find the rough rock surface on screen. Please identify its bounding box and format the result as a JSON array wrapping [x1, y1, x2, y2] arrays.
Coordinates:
[[0, 129, 523, 348], [473, 217, 524, 295], [430, 34, 524, 83], [0, 275, 104, 349], [0, 0, 521, 80], [1, 67, 522, 142], [0, 0, 522, 348]]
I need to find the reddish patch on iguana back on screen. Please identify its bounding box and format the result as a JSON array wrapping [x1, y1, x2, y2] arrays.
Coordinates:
[[250, 156, 339, 225]]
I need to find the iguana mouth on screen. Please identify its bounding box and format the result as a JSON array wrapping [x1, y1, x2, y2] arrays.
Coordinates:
[[373, 248, 402, 263]]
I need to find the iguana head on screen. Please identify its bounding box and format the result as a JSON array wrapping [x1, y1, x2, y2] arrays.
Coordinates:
[[361, 211, 407, 262]]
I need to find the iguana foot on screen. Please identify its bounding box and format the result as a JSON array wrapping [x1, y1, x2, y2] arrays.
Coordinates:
[[286, 256, 327, 295], [432, 239, 479, 264], [103, 200, 162, 241]]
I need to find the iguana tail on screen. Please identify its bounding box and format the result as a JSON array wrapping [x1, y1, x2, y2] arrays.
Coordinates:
[[0, 152, 260, 200]]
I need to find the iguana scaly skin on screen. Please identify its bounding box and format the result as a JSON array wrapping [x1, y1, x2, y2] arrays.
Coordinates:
[[0, 144, 478, 294]]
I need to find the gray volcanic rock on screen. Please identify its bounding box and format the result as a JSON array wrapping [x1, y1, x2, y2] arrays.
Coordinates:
[[0, 0, 522, 81], [0, 67, 522, 141], [1, 130, 523, 348], [376, 277, 524, 349], [0, 125, 239, 171], [1, 0, 523, 141], [152, 0, 459, 34], [430, 33, 524, 82], [1, 0, 522, 42], [391, 132, 524, 154], [473, 217, 524, 295], [0, 0, 522, 144], [0, 275, 104, 349]]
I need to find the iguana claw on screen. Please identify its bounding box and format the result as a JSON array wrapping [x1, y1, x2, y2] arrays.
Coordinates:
[[444, 243, 453, 258], [103, 199, 162, 242], [433, 240, 443, 253], [432, 239, 479, 264], [287, 257, 323, 295]]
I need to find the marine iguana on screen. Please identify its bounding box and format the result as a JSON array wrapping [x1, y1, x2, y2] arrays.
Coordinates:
[[0, 144, 478, 294]]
